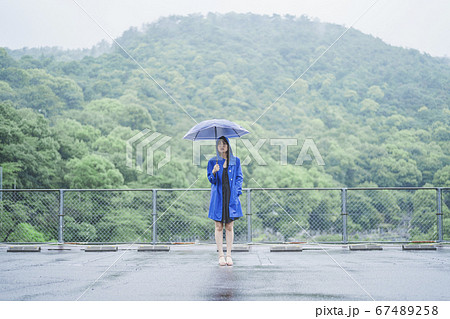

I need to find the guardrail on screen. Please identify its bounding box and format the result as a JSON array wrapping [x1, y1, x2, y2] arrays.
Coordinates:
[[1, 187, 448, 244]]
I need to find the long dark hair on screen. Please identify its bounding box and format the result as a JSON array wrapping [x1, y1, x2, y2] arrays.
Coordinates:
[[218, 136, 230, 162]]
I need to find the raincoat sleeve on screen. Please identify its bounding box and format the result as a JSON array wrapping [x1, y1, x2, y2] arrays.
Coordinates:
[[235, 157, 243, 196], [207, 159, 217, 184]]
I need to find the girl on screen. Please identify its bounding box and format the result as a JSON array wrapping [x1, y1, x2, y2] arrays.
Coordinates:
[[207, 136, 243, 266]]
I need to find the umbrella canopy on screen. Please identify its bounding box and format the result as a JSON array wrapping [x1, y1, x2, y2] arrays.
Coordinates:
[[183, 119, 250, 164], [183, 119, 250, 141]]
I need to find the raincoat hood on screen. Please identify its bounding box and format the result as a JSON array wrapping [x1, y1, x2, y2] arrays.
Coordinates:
[[211, 136, 237, 165]]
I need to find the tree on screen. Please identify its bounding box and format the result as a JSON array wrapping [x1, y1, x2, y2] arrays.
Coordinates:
[[52, 78, 84, 108], [360, 98, 379, 113], [0, 80, 16, 101], [370, 157, 422, 187], [0, 48, 16, 68], [367, 85, 384, 100], [64, 154, 124, 189], [433, 166, 450, 187], [0, 102, 61, 188]]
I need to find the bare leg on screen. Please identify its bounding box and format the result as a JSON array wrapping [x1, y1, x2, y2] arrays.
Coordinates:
[[215, 221, 226, 265], [225, 221, 234, 265]]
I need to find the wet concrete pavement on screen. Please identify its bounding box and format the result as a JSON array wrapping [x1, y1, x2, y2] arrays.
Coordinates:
[[0, 244, 449, 301]]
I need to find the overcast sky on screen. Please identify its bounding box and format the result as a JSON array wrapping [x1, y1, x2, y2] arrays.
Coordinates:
[[1, 0, 449, 57]]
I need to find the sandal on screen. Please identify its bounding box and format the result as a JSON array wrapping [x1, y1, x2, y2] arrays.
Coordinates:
[[219, 255, 226, 266], [226, 256, 233, 266]]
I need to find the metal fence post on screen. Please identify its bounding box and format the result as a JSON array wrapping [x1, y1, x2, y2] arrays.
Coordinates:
[[58, 189, 64, 244], [341, 188, 348, 244], [0, 166, 2, 201], [437, 188, 443, 242], [247, 189, 252, 244], [152, 189, 157, 244]]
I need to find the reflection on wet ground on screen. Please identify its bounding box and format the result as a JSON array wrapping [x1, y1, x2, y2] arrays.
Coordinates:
[[207, 266, 240, 301]]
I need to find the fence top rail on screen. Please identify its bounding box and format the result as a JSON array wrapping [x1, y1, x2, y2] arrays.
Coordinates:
[[1, 187, 448, 192], [345, 187, 444, 191], [0, 188, 208, 192], [247, 187, 446, 191], [0, 189, 62, 192]]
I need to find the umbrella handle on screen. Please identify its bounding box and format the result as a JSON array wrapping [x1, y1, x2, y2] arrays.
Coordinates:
[[215, 126, 218, 164]]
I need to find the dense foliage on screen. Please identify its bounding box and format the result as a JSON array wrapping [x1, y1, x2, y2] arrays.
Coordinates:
[[1, 13, 448, 190], [1, 13, 449, 242]]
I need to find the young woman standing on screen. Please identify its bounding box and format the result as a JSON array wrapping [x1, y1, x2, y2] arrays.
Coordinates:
[[207, 136, 243, 266]]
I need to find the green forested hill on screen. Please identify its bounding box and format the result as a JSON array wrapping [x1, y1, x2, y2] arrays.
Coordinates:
[[1, 13, 449, 189]]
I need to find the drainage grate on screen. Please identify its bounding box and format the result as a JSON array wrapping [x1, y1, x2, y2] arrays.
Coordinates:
[[85, 246, 118, 252], [402, 244, 437, 251]]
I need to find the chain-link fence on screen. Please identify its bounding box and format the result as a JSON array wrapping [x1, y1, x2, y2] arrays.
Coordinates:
[[250, 189, 342, 242], [63, 190, 154, 243], [0, 190, 59, 243], [346, 188, 440, 242], [1, 188, 448, 244]]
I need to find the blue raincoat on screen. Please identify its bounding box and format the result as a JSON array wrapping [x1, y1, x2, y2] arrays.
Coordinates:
[[207, 136, 243, 221]]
